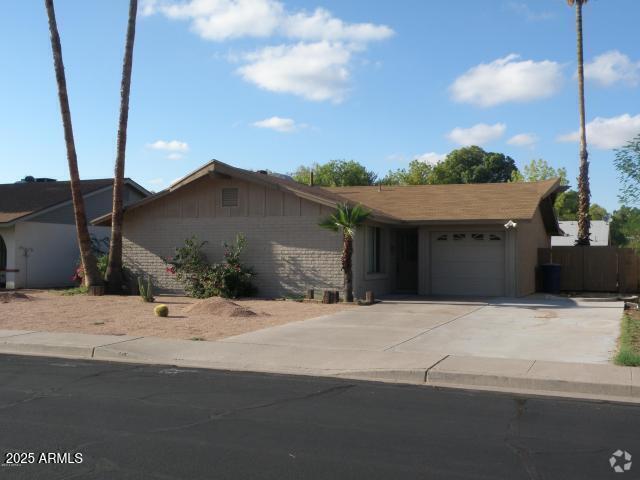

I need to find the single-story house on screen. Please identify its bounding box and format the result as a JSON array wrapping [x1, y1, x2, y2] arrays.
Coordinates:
[[94, 160, 563, 298], [0, 178, 149, 289], [551, 220, 610, 246]]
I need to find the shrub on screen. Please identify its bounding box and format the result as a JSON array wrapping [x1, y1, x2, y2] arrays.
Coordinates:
[[154, 304, 169, 317], [71, 235, 109, 284], [138, 276, 155, 302], [165, 234, 256, 299]]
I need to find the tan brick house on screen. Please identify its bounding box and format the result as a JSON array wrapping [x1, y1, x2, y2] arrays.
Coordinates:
[[94, 160, 563, 298]]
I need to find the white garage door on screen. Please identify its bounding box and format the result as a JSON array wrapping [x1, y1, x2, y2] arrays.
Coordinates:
[[431, 232, 505, 296]]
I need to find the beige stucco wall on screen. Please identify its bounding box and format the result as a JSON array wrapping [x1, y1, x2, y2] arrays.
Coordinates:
[[9, 222, 109, 288], [515, 208, 550, 296], [122, 175, 343, 298], [351, 222, 395, 299]]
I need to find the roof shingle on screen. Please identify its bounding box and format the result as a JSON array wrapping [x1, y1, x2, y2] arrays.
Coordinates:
[[0, 179, 114, 223]]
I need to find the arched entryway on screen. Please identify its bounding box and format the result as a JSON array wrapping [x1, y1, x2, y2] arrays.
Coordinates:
[[0, 235, 6, 288]]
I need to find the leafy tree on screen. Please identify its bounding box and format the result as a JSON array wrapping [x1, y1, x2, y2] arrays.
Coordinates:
[[319, 203, 370, 303], [614, 134, 640, 206], [106, 0, 138, 293], [429, 146, 518, 184], [510, 159, 568, 185], [554, 189, 608, 221], [292, 160, 377, 186], [610, 207, 640, 249], [568, 0, 591, 245], [380, 159, 434, 185], [555, 190, 579, 220], [589, 204, 609, 221], [45, 0, 101, 290]]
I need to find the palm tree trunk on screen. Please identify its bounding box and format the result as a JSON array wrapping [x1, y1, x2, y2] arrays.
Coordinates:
[[575, 0, 591, 245], [106, 0, 138, 293], [44, 0, 102, 289], [342, 235, 353, 302]]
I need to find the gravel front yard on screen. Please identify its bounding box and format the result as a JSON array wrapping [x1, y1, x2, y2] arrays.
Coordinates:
[[0, 290, 352, 341]]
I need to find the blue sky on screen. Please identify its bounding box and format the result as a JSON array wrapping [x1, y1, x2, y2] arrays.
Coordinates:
[[1, 0, 639, 212]]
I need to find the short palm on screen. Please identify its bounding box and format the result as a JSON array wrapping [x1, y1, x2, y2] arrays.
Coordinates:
[[319, 203, 371, 302]]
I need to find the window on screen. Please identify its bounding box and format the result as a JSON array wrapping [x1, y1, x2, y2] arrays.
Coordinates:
[[436, 234, 448, 241], [471, 233, 484, 241], [367, 226, 382, 274], [489, 234, 502, 241], [221, 188, 238, 207], [453, 233, 466, 241]]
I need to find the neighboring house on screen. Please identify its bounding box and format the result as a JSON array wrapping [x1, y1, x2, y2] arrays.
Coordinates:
[[0, 178, 149, 289], [551, 220, 611, 246], [94, 160, 563, 298]]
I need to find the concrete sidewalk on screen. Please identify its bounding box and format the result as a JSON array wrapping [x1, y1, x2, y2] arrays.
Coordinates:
[[0, 328, 637, 403]]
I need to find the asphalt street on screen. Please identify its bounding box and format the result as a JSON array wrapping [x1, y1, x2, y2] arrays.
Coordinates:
[[0, 354, 638, 479]]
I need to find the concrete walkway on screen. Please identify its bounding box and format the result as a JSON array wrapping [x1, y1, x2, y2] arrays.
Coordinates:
[[222, 294, 622, 364]]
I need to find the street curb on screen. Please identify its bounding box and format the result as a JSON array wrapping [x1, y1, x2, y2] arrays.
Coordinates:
[[332, 369, 428, 384], [0, 330, 637, 403], [426, 370, 633, 399]]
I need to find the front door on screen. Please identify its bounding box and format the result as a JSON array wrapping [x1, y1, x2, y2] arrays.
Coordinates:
[[396, 229, 418, 292]]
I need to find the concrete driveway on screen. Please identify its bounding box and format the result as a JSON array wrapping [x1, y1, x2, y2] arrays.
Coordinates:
[[222, 295, 623, 364]]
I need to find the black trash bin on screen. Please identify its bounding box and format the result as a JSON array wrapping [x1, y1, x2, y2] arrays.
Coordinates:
[[541, 263, 561, 294]]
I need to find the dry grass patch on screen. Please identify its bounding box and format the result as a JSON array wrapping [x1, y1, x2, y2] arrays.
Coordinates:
[[0, 290, 353, 341]]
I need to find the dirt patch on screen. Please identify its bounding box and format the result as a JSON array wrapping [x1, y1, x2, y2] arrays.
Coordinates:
[[185, 297, 258, 318], [0, 292, 31, 304], [0, 290, 353, 340]]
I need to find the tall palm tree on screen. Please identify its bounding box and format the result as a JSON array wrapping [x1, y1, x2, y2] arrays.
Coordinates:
[[319, 203, 371, 302], [568, 0, 591, 245], [105, 0, 138, 293], [44, 0, 102, 290]]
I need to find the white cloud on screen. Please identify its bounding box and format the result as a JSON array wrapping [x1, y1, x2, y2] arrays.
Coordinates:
[[238, 41, 351, 102], [144, 0, 392, 102], [450, 54, 563, 107], [147, 140, 189, 152], [167, 153, 185, 160], [507, 133, 537, 147], [252, 116, 300, 132], [159, 0, 284, 41], [415, 152, 445, 165], [282, 8, 393, 43], [145, 0, 393, 43], [147, 178, 165, 186], [557, 114, 640, 149], [584, 50, 640, 87], [447, 123, 506, 146], [506, 2, 554, 21]]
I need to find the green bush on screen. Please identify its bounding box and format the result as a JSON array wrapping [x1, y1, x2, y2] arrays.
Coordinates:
[[154, 304, 169, 317], [164, 234, 256, 299]]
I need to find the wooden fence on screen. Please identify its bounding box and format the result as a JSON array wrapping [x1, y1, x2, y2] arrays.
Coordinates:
[[538, 246, 640, 293]]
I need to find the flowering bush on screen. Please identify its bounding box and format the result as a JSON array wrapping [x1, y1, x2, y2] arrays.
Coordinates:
[[164, 234, 256, 299], [72, 254, 108, 285]]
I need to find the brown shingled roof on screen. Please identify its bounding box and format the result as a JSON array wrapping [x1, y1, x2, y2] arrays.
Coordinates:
[[92, 160, 561, 227], [323, 178, 560, 222], [0, 179, 114, 223]]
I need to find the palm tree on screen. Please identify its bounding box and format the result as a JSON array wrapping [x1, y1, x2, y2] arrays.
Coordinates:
[[105, 0, 138, 293], [44, 0, 102, 290], [319, 203, 371, 302], [568, 0, 591, 245]]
